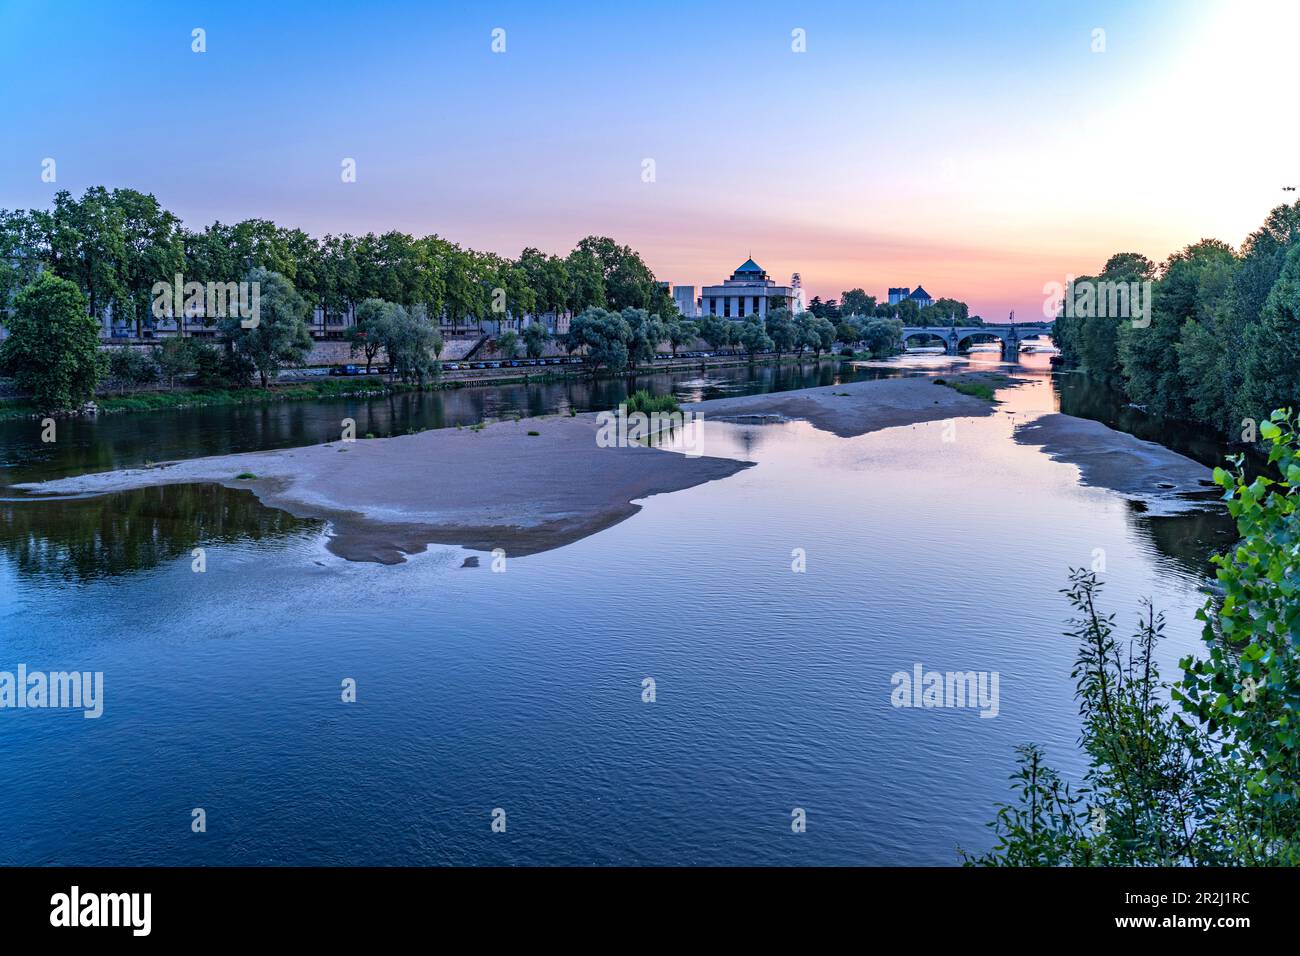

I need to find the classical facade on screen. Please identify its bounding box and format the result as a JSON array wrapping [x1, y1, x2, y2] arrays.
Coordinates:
[[700, 259, 805, 320]]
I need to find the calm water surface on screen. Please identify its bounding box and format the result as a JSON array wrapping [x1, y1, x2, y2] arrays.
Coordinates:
[[0, 354, 1235, 864]]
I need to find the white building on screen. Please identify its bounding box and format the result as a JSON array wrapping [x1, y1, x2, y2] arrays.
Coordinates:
[[700, 259, 806, 320], [672, 285, 697, 318]]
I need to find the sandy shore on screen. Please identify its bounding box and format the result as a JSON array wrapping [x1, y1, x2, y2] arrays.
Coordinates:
[[14, 415, 753, 563], [16, 372, 1214, 561], [690, 372, 1003, 437], [1014, 413, 1216, 511]]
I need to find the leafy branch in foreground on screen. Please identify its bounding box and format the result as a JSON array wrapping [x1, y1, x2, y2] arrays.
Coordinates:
[[965, 409, 1300, 866]]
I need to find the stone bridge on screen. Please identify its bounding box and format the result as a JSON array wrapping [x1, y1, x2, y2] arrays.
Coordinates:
[[901, 323, 1055, 357]]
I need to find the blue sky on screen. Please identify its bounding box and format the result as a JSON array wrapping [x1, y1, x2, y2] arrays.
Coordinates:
[[2, 0, 1295, 319]]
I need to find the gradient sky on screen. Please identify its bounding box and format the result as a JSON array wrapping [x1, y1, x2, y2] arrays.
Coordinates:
[[2, 0, 1296, 321]]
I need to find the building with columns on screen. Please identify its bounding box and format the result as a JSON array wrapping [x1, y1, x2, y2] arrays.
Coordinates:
[[700, 259, 806, 320]]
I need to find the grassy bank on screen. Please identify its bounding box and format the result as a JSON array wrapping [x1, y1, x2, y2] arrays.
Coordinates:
[[0, 378, 409, 420], [0, 352, 854, 422], [932, 373, 1013, 403]]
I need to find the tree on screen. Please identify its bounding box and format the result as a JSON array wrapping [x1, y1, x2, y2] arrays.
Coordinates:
[[0, 273, 103, 411], [764, 307, 796, 360], [696, 315, 730, 353], [497, 329, 521, 360], [1120, 240, 1235, 421], [810, 315, 836, 358], [858, 317, 904, 358], [573, 236, 660, 311], [47, 187, 127, 330], [155, 336, 201, 388], [217, 268, 312, 387], [840, 288, 875, 317], [105, 346, 159, 389], [667, 319, 695, 358], [523, 322, 548, 360], [623, 308, 665, 367], [1237, 245, 1300, 425], [113, 188, 184, 338], [738, 315, 773, 358], [568, 307, 631, 373], [350, 297, 388, 373], [375, 302, 440, 383]]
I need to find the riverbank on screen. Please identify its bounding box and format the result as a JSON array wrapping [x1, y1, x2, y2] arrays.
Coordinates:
[[14, 370, 1220, 561], [691, 370, 1005, 438], [0, 352, 862, 421], [1014, 413, 1217, 514], [13, 372, 998, 561]]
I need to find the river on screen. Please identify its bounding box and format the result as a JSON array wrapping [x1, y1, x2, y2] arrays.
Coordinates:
[[0, 352, 1235, 864]]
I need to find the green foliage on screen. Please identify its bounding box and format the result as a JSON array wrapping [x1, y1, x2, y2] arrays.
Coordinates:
[[1237, 246, 1300, 427], [969, 416, 1300, 865], [1059, 202, 1300, 439], [839, 288, 876, 317], [666, 319, 695, 356], [622, 308, 665, 366], [695, 315, 731, 353], [350, 297, 388, 372], [858, 317, 904, 357], [621, 389, 679, 415], [1179, 409, 1300, 839], [522, 322, 548, 359], [568, 307, 631, 372], [939, 378, 996, 401], [764, 307, 796, 357], [104, 346, 159, 388], [497, 329, 521, 361], [217, 268, 312, 387], [376, 302, 440, 384], [0, 273, 103, 411], [738, 315, 773, 357], [154, 336, 202, 387]]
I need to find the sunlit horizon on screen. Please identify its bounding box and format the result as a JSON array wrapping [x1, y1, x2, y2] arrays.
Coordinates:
[[2, 0, 1297, 321]]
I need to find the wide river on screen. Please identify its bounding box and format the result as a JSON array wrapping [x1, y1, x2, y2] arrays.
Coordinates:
[[0, 352, 1234, 864]]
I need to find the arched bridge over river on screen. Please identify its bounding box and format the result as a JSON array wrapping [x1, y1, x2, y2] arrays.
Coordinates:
[[902, 324, 1055, 357]]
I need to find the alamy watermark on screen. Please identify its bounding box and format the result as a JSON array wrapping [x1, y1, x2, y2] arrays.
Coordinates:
[[1042, 276, 1152, 328], [1, 664, 103, 718], [151, 273, 260, 328], [595, 406, 705, 457], [890, 663, 999, 718]]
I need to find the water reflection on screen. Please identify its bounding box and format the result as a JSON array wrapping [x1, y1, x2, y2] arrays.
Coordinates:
[[0, 360, 894, 488], [0, 354, 1241, 584], [0, 484, 315, 583]]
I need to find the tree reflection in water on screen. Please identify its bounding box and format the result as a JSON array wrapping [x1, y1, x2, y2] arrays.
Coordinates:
[[0, 484, 316, 582]]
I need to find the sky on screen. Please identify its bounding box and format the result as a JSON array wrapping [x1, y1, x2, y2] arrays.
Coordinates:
[[1, 0, 1297, 321]]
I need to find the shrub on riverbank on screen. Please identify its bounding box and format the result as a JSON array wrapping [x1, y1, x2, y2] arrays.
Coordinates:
[[936, 377, 997, 402], [965, 409, 1300, 866], [621, 389, 680, 415]]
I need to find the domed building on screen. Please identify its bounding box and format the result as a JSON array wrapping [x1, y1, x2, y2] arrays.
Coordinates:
[[700, 258, 806, 320]]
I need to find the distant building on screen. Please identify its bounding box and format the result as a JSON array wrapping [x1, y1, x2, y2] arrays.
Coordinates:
[[700, 258, 806, 320], [888, 285, 934, 309], [672, 284, 698, 318]]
